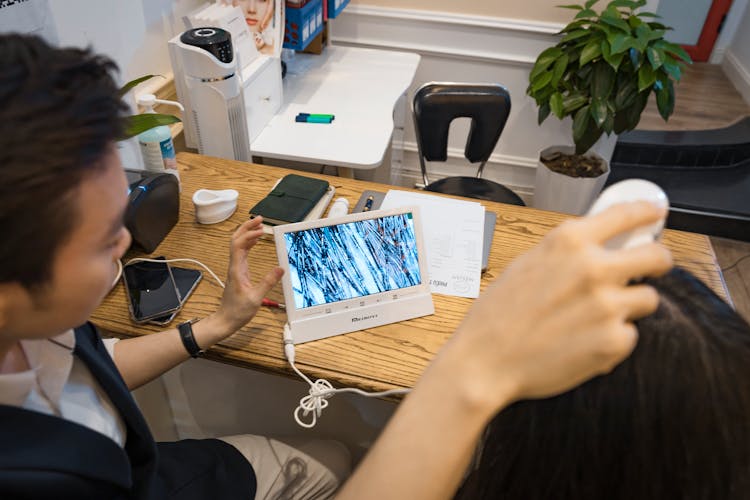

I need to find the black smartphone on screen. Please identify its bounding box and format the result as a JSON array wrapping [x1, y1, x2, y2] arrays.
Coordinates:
[[122, 260, 182, 323], [148, 266, 203, 326]]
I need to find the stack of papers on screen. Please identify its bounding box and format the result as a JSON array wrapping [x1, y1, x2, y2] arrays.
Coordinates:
[[380, 190, 484, 298]]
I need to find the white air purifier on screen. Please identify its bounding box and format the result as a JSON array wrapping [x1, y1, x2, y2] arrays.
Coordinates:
[[168, 27, 251, 161]]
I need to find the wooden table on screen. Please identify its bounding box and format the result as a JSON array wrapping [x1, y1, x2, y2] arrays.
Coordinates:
[[93, 152, 729, 394]]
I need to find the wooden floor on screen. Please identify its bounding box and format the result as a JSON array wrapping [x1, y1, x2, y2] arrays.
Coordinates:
[[638, 62, 750, 131], [637, 63, 750, 321]]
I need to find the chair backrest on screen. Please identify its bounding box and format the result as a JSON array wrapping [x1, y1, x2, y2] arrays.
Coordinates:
[[412, 82, 511, 185]]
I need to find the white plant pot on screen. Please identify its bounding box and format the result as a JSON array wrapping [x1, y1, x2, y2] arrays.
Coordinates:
[[533, 145, 611, 215]]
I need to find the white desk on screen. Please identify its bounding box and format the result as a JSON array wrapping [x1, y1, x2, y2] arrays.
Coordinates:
[[250, 46, 420, 178]]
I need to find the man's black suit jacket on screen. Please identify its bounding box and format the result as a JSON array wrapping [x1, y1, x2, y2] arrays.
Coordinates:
[[0, 322, 256, 499]]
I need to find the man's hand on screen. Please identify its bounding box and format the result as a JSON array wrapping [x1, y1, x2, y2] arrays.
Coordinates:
[[214, 217, 284, 334], [441, 201, 673, 412]]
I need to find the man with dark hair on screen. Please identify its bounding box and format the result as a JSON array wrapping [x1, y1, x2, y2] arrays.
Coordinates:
[[0, 33, 346, 499], [0, 34, 673, 499]]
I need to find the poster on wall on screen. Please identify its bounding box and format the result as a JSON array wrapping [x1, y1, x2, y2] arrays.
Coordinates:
[[219, 0, 280, 56]]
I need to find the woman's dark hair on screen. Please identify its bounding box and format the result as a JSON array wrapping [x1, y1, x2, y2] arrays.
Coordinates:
[[460, 267, 750, 499], [0, 34, 126, 289]]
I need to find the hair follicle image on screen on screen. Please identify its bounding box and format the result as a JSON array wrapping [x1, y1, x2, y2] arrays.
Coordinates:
[[284, 213, 422, 308]]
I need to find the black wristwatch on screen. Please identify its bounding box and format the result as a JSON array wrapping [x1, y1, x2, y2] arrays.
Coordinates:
[[178, 319, 204, 358]]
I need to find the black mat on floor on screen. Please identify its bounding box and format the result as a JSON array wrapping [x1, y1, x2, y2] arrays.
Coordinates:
[[608, 117, 750, 241]]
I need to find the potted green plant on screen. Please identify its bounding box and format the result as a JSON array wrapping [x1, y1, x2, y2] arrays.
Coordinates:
[[527, 0, 691, 214], [119, 74, 181, 138]]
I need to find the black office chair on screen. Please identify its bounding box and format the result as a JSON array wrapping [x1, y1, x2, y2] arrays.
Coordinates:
[[412, 82, 525, 205]]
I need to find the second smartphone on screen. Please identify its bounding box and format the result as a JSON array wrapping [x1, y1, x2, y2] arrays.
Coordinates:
[[149, 266, 203, 326]]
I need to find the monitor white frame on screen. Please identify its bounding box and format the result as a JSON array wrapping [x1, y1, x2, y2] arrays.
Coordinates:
[[273, 206, 435, 344]]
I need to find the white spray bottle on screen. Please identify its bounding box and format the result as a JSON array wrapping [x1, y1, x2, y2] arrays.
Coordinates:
[[136, 93, 184, 184]]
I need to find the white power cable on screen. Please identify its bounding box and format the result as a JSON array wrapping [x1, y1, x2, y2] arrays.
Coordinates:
[[122, 257, 227, 288]]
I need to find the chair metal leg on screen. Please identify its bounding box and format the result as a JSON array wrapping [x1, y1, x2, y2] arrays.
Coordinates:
[[476, 160, 488, 179]]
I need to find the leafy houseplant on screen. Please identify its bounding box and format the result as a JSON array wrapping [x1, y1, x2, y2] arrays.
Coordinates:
[[119, 74, 181, 139], [527, 0, 691, 183]]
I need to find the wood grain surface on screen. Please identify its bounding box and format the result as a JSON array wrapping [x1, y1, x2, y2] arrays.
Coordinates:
[[92, 152, 728, 394]]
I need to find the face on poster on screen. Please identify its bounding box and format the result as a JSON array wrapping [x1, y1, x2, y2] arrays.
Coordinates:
[[221, 0, 276, 55]]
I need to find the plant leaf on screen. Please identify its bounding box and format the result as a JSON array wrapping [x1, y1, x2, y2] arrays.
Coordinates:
[[576, 120, 603, 154], [592, 61, 616, 99], [659, 41, 693, 63], [647, 28, 666, 41], [585, 0, 600, 8], [600, 12, 631, 32], [121, 113, 181, 139], [573, 104, 592, 143], [638, 63, 656, 91], [531, 71, 554, 93], [558, 3, 585, 9], [558, 19, 589, 33], [638, 12, 661, 18], [563, 93, 589, 114], [616, 90, 649, 132], [551, 54, 570, 87], [550, 92, 565, 118], [662, 60, 682, 81], [575, 8, 598, 19], [562, 29, 591, 42], [118, 74, 164, 97], [530, 47, 564, 82], [538, 103, 552, 124], [635, 22, 652, 42], [614, 79, 638, 109], [629, 47, 642, 69], [610, 33, 635, 54], [628, 14, 643, 29], [609, 0, 640, 9], [590, 97, 609, 127], [601, 40, 626, 70], [646, 46, 664, 69], [580, 40, 603, 66], [655, 78, 675, 120]]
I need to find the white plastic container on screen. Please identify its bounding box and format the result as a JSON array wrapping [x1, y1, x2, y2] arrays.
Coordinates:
[[327, 197, 349, 218], [137, 94, 184, 184]]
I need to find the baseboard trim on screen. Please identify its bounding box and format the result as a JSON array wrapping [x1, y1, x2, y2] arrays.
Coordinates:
[[339, 5, 564, 34], [332, 36, 538, 66], [723, 50, 750, 108], [402, 141, 538, 170]]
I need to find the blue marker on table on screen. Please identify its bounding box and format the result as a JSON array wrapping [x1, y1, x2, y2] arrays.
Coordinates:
[[295, 113, 335, 124]]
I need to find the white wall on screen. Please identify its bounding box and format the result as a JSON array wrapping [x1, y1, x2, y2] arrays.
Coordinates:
[[44, 0, 206, 168], [723, 0, 750, 106], [47, 0, 205, 90]]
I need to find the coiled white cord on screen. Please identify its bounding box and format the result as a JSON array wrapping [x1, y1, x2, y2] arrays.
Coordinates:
[[283, 324, 411, 428]]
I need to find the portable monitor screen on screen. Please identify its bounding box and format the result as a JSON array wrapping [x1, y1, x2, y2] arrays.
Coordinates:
[[274, 206, 434, 344], [283, 212, 422, 309]]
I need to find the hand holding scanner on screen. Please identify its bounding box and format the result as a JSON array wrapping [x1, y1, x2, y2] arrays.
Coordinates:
[[587, 179, 669, 250]]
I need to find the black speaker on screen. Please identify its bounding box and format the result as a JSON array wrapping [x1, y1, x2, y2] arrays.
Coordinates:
[[124, 170, 180, 253]]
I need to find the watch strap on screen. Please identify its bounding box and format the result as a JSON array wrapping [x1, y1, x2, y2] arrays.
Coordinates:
[[178, 320, 204, 358]]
